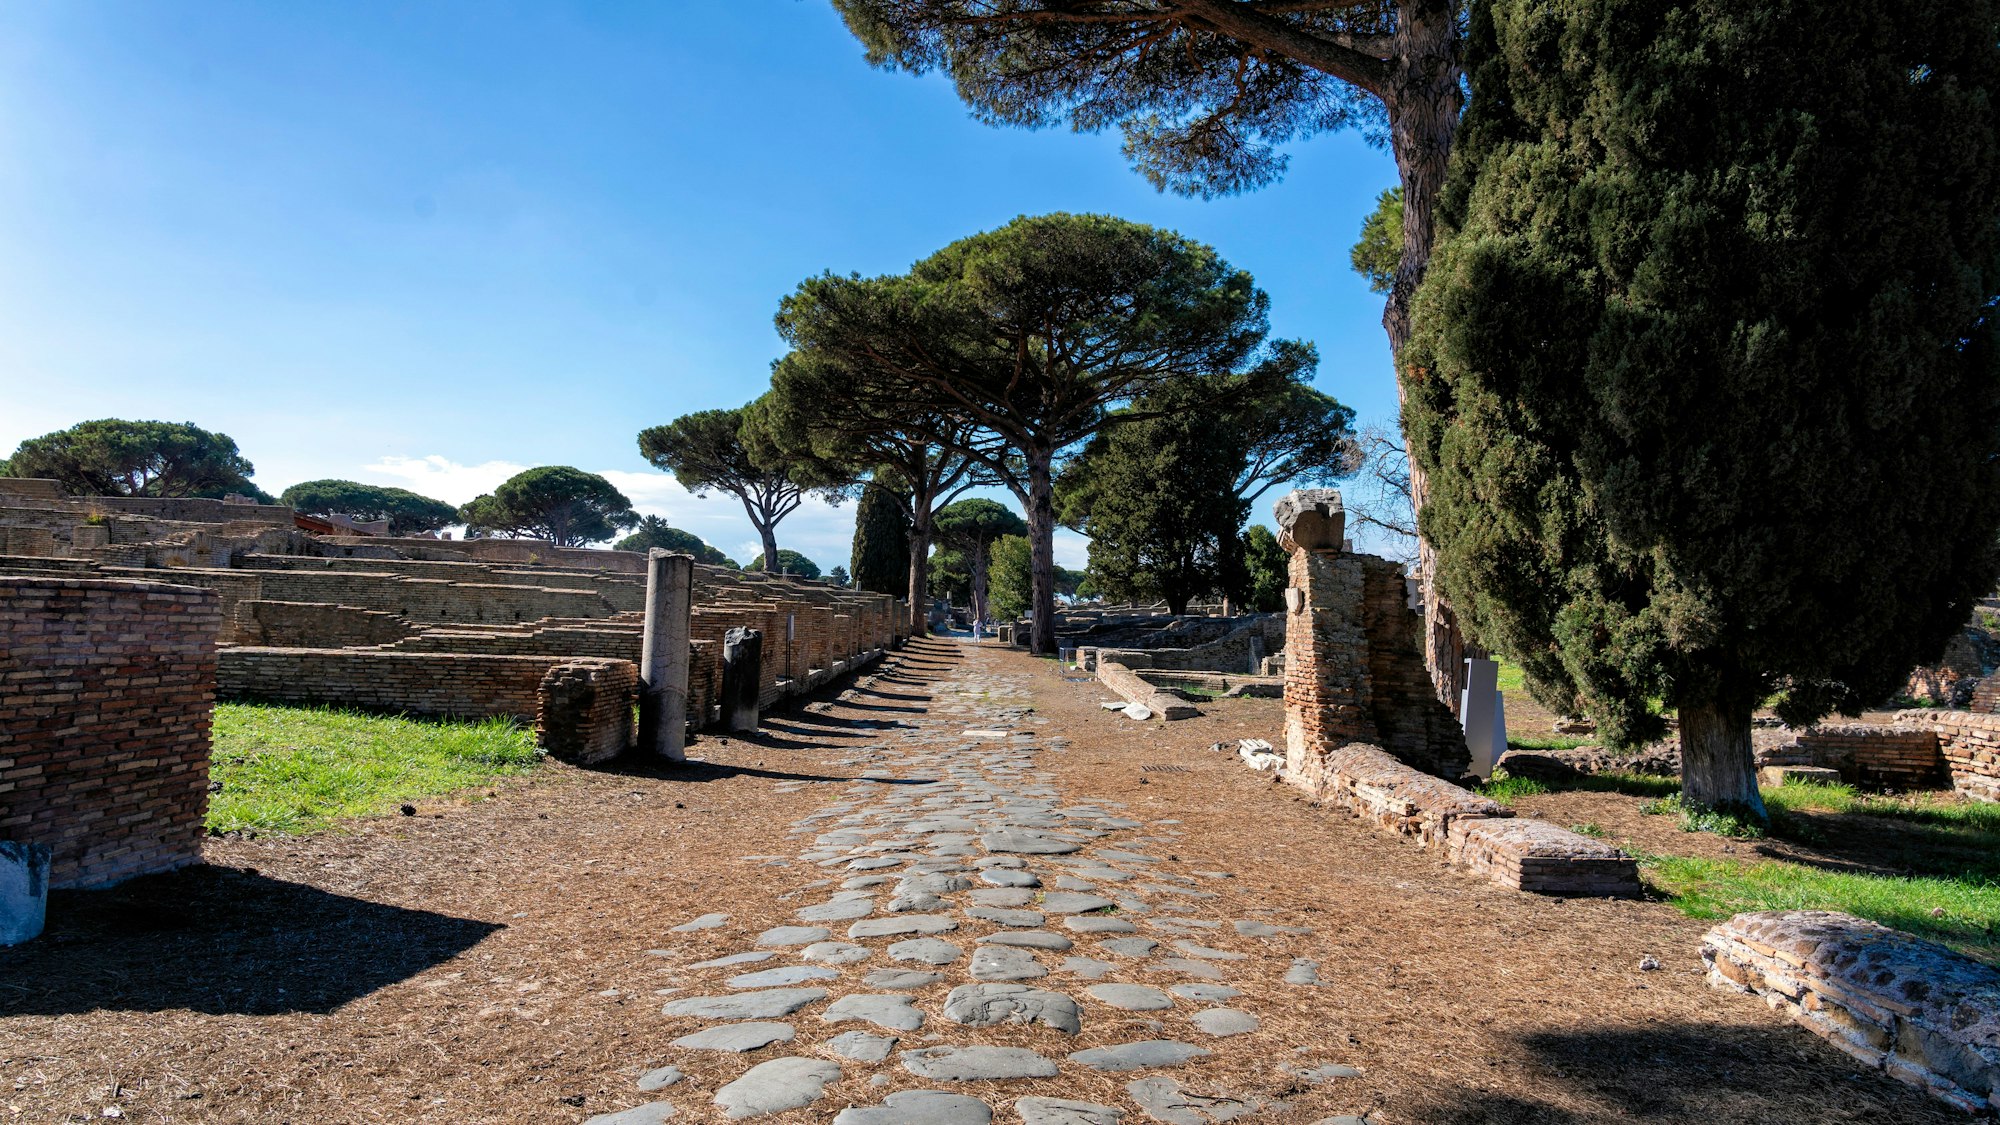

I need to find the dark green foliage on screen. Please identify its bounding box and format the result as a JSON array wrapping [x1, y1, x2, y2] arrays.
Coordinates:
[[1057, 380, 1251, 615], [6, 418, 265, 499], [830, 566, 851, 587], [832, 2, 1390, 198], [1243, 524, 1289, 612], [1350, 186, 1403, 294], [851, 484, 912, 595], [747, 549, 822, 579], [933, 497, 1028, 622], [777, 210, 1310, 653], [637, 398, 848, 568], [988, 534, 1033, 620], [613, 516, 736, 567], [280, 480, 459, 536], [929, 547, 973, 607], [459, 467, 638, 547], [1406, 0, 2000, 811]]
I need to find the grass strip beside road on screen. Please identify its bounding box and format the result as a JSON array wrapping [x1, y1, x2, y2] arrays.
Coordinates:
[[209, 702, 540, 836]]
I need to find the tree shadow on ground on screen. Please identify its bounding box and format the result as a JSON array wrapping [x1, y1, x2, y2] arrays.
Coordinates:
[[1401, 1021, 1957, 1124], [606, 757, 897, 785], [0, 866, 499, 1018]]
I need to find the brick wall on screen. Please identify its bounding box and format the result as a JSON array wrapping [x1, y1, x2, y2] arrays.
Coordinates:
[[1895, 710, 2000, 802], [233, 600, 417, 648], [1, 576, 221, 890], [1283, 547, 1467, 780], [534, 660, 637, 765], [217, 648, 583, 720]]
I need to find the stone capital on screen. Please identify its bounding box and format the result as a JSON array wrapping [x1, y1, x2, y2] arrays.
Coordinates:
[[1273, 489, 1346, 554]]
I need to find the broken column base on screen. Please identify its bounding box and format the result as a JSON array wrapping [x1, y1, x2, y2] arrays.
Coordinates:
[[1290, 742, 1640, 897], [0, 842, 51, 946], [1703, 910, 2000, 1114], [1095, 660, 1199, 720]]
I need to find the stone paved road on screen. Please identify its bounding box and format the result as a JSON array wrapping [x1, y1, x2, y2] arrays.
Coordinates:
[[589, 642, 1366, 1124]]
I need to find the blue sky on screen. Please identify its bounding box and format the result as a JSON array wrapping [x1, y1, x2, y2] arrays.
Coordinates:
[[0, 0, 1402, 570]]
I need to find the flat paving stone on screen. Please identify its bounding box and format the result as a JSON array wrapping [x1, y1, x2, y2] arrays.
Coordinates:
[[966, 906, 1045, 927], [970, 944, 1046, 981], [979, 930, 1072, 951], [826, 1031, 901, 1062], [851, 914, 958, 939], [1233, 920, 1310, 937], [887, 937, 963, 965], [714, 1056, 842, 1119], [886, 892, 946, 912], [757, 926, 833, 947], [1064, 916, 1137, 934], [981, 831, 1083, 855], [671, 1022, 797, 1052], [671, 913, 731, 932], [799, 898, 876, 922], [802, 941, 871, 965], [1016, 1097, 1123, 1125], [662, 989, 828, 1020], [863, 968, 945, 990], [1169, 983, 1242, 1002], [637, 1066, 684, 1091], [1100, 938, 1159, 958], [584, 1102, 676, 1125], [823, 993, 925, 1031], [1285, 1064, 1362, 1082], [1190, 1008, 1260, 1036], [979, 868, 1040, 888], [729, 965, 842, 989], [1037, 892, 1116, 914], [1284, 959, 1323, 986], [1067, 1040, 1211, 1072], [1085, 983, 1173, 1011], [901, 1046, 1060, 1081], [1125, 1077, 1263, 1125], [1062, 956, 1117, 979], [969, 888, 1038, 907], [833, 1091, 994, 1125], [942, 982, 1083, 1034], [689, 951, 776, 970]]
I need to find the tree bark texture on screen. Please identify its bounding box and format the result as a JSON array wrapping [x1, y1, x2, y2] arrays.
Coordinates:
[[1025, 447, 1059, 654], [905, 524, 932, 636], [971, 543, 990, 627], [1384, 0, 1472, 714], [1678, 696, 1767, 820]]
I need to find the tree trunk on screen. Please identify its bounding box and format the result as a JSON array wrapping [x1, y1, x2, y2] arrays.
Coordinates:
[[1679, 696, 1768, 821], [906, 523, 931, 637], [1024, 447, 1059, 654], [1385, 0, 1472, 714], [758, 525, 780, 575], [971, 542, 990, 626]]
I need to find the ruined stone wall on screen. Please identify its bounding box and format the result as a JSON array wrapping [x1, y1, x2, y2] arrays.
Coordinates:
[[1, 576, 221, 889], [534, 660, 637, 765], [1283, 548, 1467, 780], [138, 566, 622, 628], [233, 600, 418, 648], [1703, 910, 2000, 1114], [381, 622, 643, 661], [1894, 710, 2000, 802], [238, 555, 646, 610], [217, 648, 583, 720]]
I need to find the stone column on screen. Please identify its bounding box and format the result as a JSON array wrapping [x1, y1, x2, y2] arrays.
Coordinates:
[[638, 549, 694, 762], [722, 627, 763, 733], [1460, 657, 1503, 779]]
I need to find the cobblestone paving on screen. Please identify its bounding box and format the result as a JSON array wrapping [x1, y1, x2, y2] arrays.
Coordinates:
[[588, 652, 1366, 1124]]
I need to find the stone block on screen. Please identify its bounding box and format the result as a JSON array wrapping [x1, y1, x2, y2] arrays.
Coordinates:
[[1703, 910, 2000, 1114], [1446, 817, 1641, 897], [1758, 765, 1843, 788], [1273, 489, 1346, 553]]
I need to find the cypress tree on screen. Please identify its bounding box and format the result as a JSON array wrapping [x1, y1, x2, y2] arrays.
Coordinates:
[[1407, 0, 2000, 819], [851, 484, 912, 596]]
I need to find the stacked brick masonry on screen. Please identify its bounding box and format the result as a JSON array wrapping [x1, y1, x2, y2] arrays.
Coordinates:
[[1895, 710, 2000, 802], [1, 576, 221, 889], [218, 648, 578, 721], [1703, 910, 2000, 1114], [534, 660, 638, 765], [233, 600, 417, 648]]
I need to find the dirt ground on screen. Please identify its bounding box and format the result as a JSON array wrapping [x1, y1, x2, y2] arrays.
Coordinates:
[[0, 640, 1961, 1124]]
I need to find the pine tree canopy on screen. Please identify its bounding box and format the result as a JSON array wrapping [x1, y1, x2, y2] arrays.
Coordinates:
[[459, 467, 639, 548], [281, 480, 459, 536], [6, 418, 268, 501], [1407, 0, 2000, 814]]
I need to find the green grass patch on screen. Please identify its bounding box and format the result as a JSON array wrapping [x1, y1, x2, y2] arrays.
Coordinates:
[[209, 702, 540, 836], [1569, 822, 1606, 838], [1494, 658, 1526, 694], [1505, 734, 1593, 753], [1640, 852, 2000, 962], [1763, 778, 2000, 832], [1477, 770, 1550, 804], [1641, 792, 1770, 838]]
